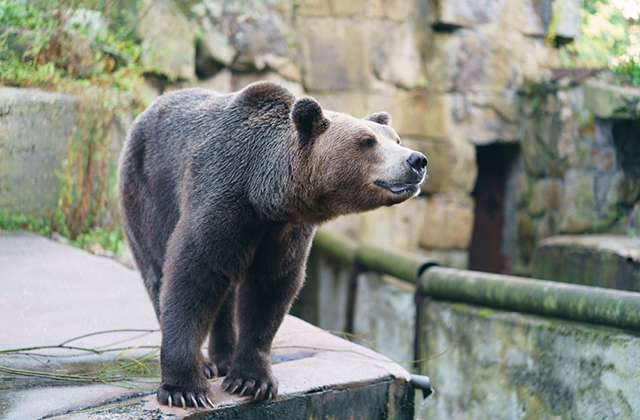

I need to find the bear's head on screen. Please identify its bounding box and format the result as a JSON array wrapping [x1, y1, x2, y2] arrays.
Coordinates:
[[291, 96, 427, 221]]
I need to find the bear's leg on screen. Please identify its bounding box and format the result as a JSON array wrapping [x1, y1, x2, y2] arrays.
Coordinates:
[[221, 224, 314, 401], [155, 225, 235, 408], [207, 282, 237, 377]]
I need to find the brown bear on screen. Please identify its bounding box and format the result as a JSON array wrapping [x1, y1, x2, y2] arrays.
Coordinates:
[[118, 82, 427, 408]]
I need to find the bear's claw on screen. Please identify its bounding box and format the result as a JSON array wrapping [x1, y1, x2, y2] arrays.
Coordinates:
[[157, 383, 213, 409], [202, 362, 218, 379], [221, 371, 277, 401]]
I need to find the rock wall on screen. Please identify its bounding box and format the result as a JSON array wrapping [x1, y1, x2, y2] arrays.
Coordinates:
[[0, 88, 78, 216], [511, 77, 640, 272], [418, 300, 640, 420], [137, 0, 584, 270]]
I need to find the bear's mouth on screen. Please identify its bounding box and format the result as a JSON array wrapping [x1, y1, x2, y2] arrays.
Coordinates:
[[374, 180, 420, 195]]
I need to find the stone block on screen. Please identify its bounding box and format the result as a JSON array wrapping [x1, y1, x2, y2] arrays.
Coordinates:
[[0, 88, 78, 216], [547, 178, 564, 212], [359, 196, 428, 250], [320, 197, 429, 252], [331, 0, 367, 16], [425, 26, 547, 93], [138, 0, 195, 81], [197, 68, 233, 94], [419, 193, 475, 250], [516, 172, 534, 206], [369, 0, 417, 21], [516, 210, 536, 262], [583, 78, 640, 119], [552, 0, 583, 39], [198, 18, 236, 67], [369, 20, 422, 89], [298, 18, 370, 91], [521, 120, 547, 177], [559, 169, 598, 234], [295, 0, 332, 16], [403, 138, 477, 194], [227, 4, 290, 72], [428, 0, 506, 27], [353, 272, 415, 366], [310, 91, 393, 118], [533, 235, 640, 291], [418, 300, 640, 420], [386, 90, 453, 139], [528, 179, 549, 217]]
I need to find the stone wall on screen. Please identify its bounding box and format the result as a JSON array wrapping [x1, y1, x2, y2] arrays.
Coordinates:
[[137, 0, 585, 270], [0, 88, 78, 216], [511, 77, 640, 272], [418, 300, 640, 420]]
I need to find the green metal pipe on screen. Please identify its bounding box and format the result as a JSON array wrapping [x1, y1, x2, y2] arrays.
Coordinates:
[[311, 229, 357, 266], [420, 266, 640, 331], [312, 229, 430, 283], [354, 244, 428, 284]]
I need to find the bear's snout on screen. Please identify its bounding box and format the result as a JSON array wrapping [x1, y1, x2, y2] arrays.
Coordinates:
[[406, 152, 427, 176]]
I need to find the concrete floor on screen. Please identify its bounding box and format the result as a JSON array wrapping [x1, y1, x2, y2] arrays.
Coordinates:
[[0, 232, 414, 420]]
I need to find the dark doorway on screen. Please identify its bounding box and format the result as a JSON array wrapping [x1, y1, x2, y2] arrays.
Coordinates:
[[469, 143, 519, 273]]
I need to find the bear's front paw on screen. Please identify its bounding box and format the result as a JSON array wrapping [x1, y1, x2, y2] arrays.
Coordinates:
[[157, 383, 214, 409], [221, 368, 278, 401]]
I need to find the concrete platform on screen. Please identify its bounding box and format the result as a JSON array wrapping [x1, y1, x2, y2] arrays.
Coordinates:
[[0, 232, 414, 419]]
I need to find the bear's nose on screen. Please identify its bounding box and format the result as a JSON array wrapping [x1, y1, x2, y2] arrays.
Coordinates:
[[407, 152, 427, 174]]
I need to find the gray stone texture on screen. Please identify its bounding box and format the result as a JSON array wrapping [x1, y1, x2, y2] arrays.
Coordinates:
[[369, 20, 422, 89], [512, 79, 640, 270], [353, 273, 416, 369], [584, 78, 640, 119], [417, 300, 640, 420], [138, 0, 195, 80], [0, 88, 77, 216], [298, 18, 371, 91], [532, 235, 640, 291]]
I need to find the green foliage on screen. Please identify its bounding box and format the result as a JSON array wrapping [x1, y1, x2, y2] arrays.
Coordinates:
[[0, 211, 52, 236], [71, 227, 126, 255], [560, 0, 640, 84], [0, 0, 144, 255]]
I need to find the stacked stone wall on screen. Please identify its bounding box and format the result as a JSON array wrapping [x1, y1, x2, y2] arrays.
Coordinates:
[[512, 78, 640, 272]]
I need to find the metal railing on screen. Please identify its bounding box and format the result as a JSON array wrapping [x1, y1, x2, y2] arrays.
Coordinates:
[[312, 229, 640, 332]]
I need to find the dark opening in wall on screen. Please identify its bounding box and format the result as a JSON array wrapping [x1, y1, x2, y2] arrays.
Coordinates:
[[469, 143, 520, 274], [612, 119, 640, 179]]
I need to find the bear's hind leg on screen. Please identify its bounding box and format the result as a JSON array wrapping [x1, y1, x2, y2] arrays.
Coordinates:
[[207, 283, 237, 377]]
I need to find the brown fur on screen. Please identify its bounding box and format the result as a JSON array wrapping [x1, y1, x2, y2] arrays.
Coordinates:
[[118, 82, 427, 407]]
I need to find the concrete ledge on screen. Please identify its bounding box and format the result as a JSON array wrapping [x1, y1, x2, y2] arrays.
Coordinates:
[[0, 231, 414, 420], [533, 235, 640, 292], [583, 78, 640, 119]]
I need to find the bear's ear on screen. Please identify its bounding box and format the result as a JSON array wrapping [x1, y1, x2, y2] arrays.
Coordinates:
[[291, 97, 330, 145], [365, 112, 391, 126]]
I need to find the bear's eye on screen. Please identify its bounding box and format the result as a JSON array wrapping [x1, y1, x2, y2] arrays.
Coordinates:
[[360, 138, 377, 148]]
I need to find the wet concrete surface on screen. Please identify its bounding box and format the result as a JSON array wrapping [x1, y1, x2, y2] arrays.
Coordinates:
[[1, 231, 414, 419]]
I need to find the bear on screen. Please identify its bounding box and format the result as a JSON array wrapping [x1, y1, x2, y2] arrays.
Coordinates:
[[118, 81, 427, 408]]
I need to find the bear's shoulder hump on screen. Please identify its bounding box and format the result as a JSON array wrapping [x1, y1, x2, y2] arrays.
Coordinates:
[[233, 81, 296, 111]]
